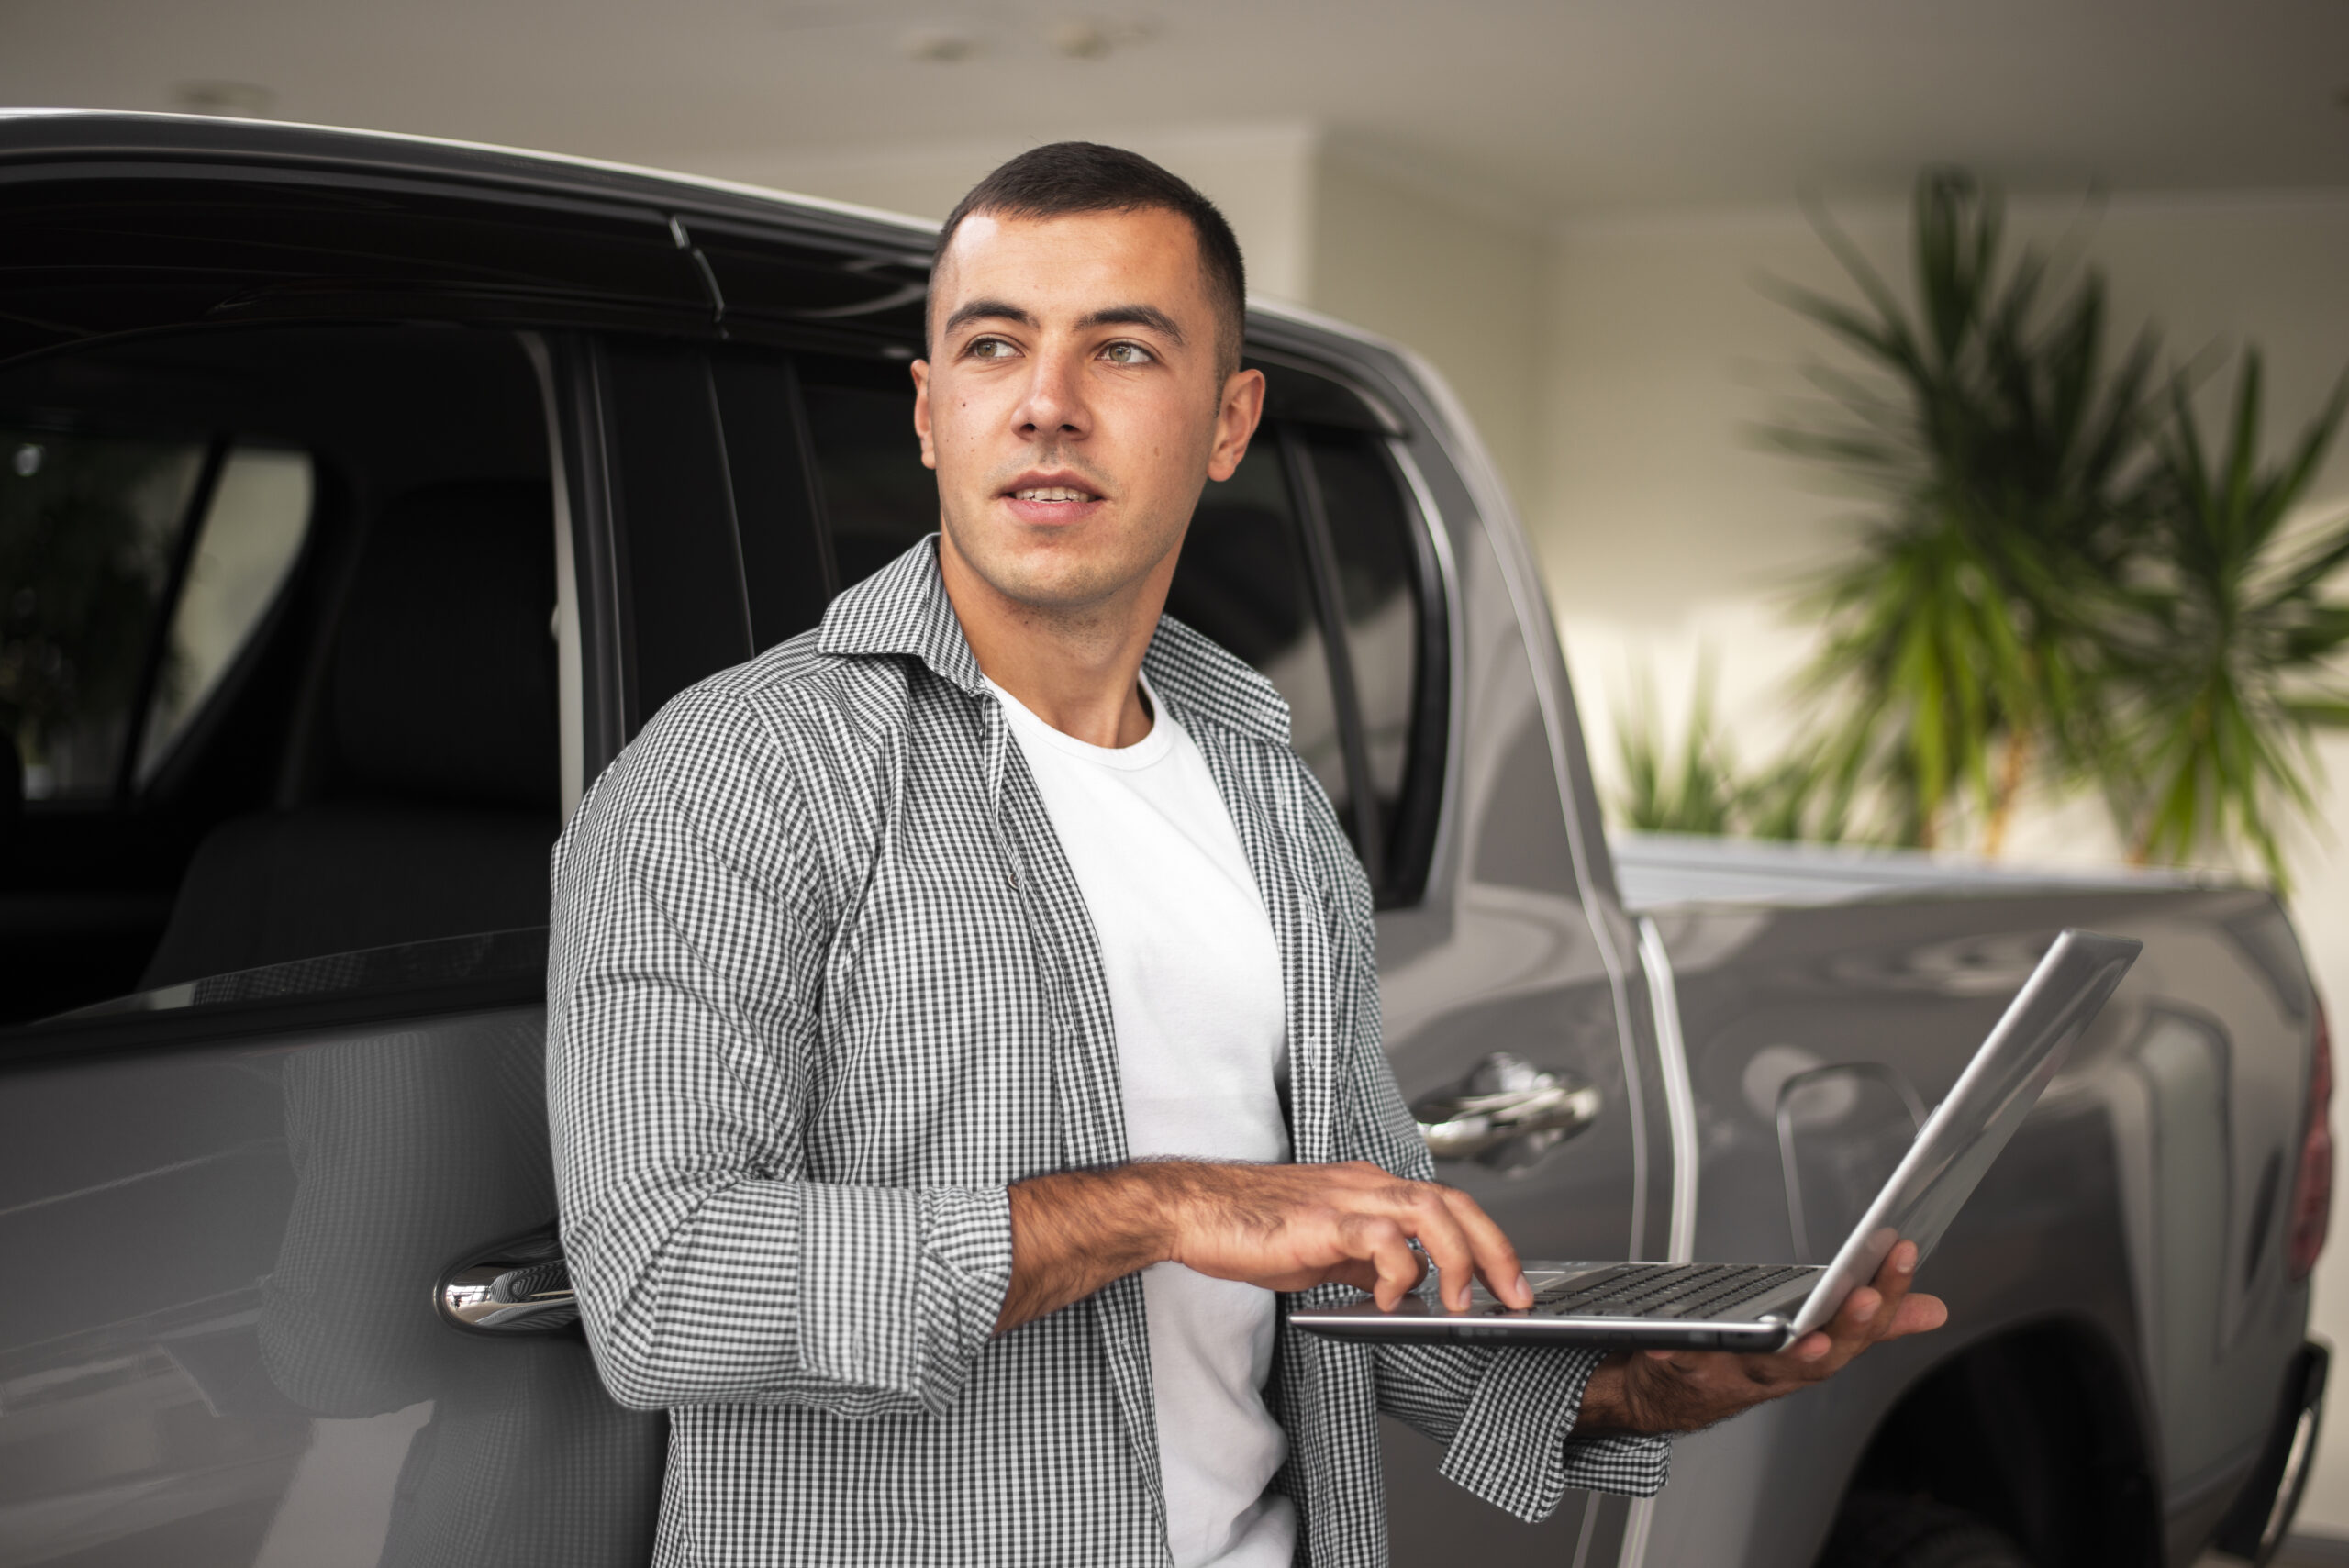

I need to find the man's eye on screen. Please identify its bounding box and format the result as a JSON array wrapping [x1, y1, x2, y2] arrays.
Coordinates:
[[969, 337, 1017, 360], [1102, 342, 1154, 366]]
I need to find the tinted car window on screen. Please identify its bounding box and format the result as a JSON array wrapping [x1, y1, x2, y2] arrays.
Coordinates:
[[1, 324, 554, 1021], [602, 342, 756, 726], [1169, 439, 1349, 816], [2, 434, 311, 801], [1302, 429, 1421, 825], [798, 367, 936, 590], [1, 431, 208, 797], [137, 447, 312, 784], [709, 352, 834, 650]]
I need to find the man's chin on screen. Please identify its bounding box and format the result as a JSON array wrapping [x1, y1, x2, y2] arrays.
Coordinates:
[[945, 530, 1119, 607], [974, 562, 1129, 617]]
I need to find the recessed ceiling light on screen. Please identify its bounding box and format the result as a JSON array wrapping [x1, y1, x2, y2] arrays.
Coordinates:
[[173, 80, 274, 117], [1048, 17, 1156, 59], [902, 27, 977, 61], [1052, 19, 1111, 58]]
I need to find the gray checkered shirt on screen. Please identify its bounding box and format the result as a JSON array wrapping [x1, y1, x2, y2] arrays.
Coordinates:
[[548, 539, 1670, 1568]]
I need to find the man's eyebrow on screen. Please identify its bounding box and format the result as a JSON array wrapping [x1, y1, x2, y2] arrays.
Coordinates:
[[1080, 305, 1186, 343], [942, 298, 1037, 336]]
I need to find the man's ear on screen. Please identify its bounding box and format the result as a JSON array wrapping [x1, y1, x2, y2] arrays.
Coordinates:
[[1206, 367, 1267, 483], [910, 358, 938, 472]]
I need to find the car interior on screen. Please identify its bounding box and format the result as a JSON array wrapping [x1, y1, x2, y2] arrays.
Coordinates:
[[0, 324, 558, 1022]]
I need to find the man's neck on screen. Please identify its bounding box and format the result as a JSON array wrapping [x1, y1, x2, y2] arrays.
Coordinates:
[[938, 534, 1163, 750]]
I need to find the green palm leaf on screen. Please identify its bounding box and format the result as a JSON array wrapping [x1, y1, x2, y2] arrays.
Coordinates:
[[1762, 170, 2154, 848], [2110, 354, 2349, 887]]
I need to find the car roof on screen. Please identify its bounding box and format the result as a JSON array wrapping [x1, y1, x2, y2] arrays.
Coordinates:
[[0, 107, 942, 255], [0, 108, 1407, 432]]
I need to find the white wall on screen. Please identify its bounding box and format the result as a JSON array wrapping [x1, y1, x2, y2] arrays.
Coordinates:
[[1531, 188, 2349, 1529], [684, 121, 1322, 304], [1306, 149, 1547, 512]]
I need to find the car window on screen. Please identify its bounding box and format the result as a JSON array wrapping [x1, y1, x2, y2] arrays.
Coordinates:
[[1, 434, 313, 801], [797, 369, 936, 592], [1299, 428, 1423, 835], [708, 353, 834, 650], [1169, 438, 1350, 817], [3, 432, 208, 798], [136, 447, 312, 784], [2, 322, 555, 1025]]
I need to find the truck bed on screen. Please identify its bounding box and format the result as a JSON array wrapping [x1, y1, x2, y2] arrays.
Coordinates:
[[1611, 829, 2219, 911]]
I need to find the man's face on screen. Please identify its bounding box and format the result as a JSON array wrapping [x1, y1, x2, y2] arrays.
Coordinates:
[[913, 206, 1263, 617]]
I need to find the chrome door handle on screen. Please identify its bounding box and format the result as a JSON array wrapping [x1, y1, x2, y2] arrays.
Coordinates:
[[439, 1227, 581, 1334], [1413, 1052, 1600, 1165]]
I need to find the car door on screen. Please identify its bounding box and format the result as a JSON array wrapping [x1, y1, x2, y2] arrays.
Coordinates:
[[0, 319, 673, 1567], [0, 152, 723, 1566]]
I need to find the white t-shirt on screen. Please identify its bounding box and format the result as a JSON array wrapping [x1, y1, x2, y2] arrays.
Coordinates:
[[989, 675, 1297, 1568]]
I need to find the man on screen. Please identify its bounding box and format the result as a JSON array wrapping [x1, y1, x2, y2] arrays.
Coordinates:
[[548, 142, 1943, 1568]]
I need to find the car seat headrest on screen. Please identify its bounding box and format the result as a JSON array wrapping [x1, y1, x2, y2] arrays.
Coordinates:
[[330, 481, 558, 809]]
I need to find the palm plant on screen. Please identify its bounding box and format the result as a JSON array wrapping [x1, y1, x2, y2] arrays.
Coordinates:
[[1610, 659, 1845, 842], [1613, 662, 1742, 836], [2106, 354, 2349, 885], [1765, 171, 2155, 850]]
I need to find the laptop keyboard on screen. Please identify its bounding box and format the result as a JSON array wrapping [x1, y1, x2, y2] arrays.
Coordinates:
[[1502, 1262, 1816, 1321]]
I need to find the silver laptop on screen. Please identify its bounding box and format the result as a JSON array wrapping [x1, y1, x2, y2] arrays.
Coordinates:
[[1294, 928, 2141, 1351]]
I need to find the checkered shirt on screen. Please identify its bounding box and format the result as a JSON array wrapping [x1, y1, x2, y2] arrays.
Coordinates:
[[547, 539, 1671, 1568]]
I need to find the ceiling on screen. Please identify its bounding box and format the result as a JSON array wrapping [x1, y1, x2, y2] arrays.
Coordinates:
[[10, 0, 2349, 219]]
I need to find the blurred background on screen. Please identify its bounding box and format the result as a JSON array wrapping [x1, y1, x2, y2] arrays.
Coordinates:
[[9, 0, 2349, 1540]]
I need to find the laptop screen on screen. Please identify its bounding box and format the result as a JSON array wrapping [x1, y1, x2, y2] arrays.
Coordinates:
[[1795, 929, 2141, 1335]]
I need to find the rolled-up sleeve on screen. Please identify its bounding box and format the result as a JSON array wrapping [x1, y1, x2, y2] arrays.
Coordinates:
[[546, 684, 1013, 1417], [1437, 1346, 1672, 1514]]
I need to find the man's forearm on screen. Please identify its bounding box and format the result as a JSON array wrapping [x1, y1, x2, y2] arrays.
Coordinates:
[[996, 1164, 1174, 1333], [995, 1158, 1530, 1333]]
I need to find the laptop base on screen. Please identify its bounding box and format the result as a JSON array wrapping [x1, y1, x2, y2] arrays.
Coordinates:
[[1292, 1261, 1823, 1351]]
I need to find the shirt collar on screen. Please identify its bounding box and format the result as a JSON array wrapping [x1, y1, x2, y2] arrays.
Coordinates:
[[814, 535, 985, 695], [816, 535, 1293, 748]]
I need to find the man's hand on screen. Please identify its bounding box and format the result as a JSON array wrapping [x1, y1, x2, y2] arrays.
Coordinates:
[[996, 1161, 1532, 1334], [1570, 1242, 1948, 1437]]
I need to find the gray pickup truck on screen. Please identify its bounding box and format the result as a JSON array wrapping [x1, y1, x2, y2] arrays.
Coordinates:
[[0, 110, 2328, 1568]]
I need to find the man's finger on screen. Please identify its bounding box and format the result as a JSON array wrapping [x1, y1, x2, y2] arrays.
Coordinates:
[[1831, 1285, 1883, 1335], [1344, 1214, 1422, 1311], [1845, 1242, 1920, 1343], [1392, 1185, 1480, 1312], [1885, 1292, 1948, 1339], [1435, 1185, 1530, 1308]]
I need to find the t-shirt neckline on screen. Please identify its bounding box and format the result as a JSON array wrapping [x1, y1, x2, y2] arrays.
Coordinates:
[[986, 673, 1178, 772]]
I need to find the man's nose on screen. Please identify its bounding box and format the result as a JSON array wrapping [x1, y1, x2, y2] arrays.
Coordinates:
[[1012, 348, 1089, 439]]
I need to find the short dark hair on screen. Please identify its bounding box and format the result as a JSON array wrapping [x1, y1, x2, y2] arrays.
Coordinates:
[[934, 141, 1248, 375]]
